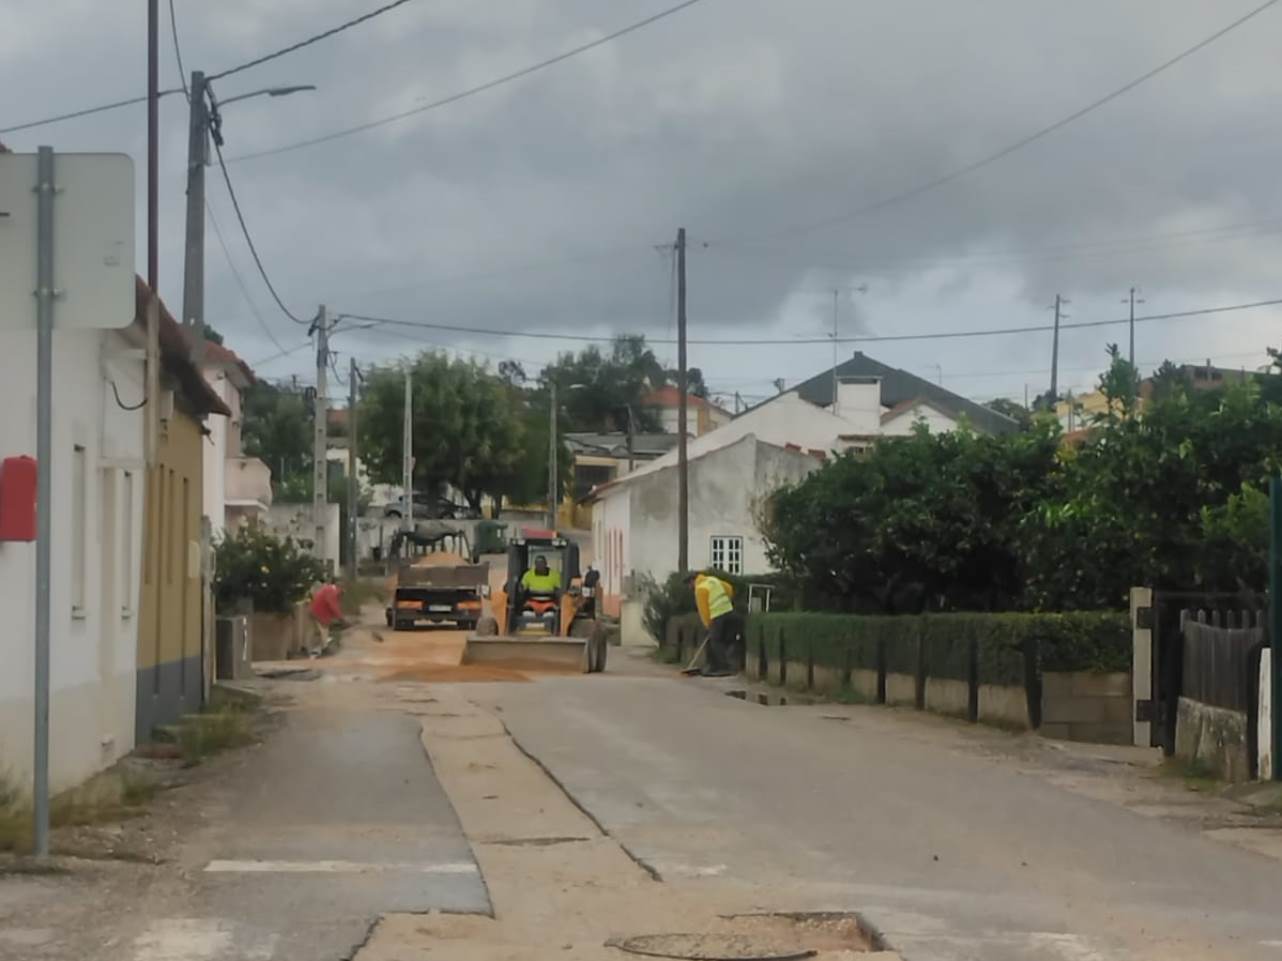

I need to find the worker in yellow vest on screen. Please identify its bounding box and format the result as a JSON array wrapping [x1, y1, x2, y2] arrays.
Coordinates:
[[687, 571, 738, 677]]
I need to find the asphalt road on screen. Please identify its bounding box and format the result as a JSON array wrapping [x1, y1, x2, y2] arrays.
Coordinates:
[[472, 672, 1282, 961]]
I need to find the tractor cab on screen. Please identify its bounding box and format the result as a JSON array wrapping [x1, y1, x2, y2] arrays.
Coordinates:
[[504, 530, 582, 635]]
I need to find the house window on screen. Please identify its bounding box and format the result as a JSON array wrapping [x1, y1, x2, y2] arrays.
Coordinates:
[[71, 444, 88, 617], [121, 471, 134, 619], [710, 535, 743, 575]]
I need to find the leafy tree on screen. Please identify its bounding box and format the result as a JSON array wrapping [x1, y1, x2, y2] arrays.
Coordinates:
[[1147, 360, 1187, 403], [201, 323, 225, 345], [242, 381, 312, 489], [1093, 343, 1140, 423], [213, 524, 325, 614], [985, 397, 1032, 430], [358, 353, 527, 510], [763, 421, 1060, 612]]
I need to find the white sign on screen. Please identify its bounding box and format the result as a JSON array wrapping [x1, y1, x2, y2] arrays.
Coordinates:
[[0, 152, 134, 329]]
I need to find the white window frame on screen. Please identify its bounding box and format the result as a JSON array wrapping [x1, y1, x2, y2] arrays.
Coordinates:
[[121, 470, 135, 619], [71, 444, 88, 618], [709, 534, 744, 575]]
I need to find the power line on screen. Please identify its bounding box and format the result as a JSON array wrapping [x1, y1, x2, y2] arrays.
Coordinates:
[[0, 89, 183, 136], [230, 0, 711, 162], [739, 0, 1280, 242], [207, 0, 418, 82], [338, 295, 1282, 348], [250, 341, 312, 368], [209, 111, 311, 326]]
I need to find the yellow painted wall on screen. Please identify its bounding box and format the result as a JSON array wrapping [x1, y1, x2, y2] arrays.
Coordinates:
[[137, 412, 203, 676]]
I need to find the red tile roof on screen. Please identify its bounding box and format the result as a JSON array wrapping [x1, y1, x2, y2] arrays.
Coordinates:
[[641, 385, 729, 413]]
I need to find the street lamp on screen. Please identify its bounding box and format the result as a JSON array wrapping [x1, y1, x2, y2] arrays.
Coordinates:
[[182, 71, 315, 359]]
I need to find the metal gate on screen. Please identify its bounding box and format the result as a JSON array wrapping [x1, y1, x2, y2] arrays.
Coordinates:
[[1141, 590, 1267, 754]]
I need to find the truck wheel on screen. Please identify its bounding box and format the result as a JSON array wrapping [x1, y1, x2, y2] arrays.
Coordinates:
[[385, 609, 394, 628], [475, 616, 498, 637], [394, 617, 413, 631]]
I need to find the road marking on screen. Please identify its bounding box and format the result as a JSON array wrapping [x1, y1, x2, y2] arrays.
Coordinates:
[[133, 919, 232, 961], [203, 859, 478, 875]]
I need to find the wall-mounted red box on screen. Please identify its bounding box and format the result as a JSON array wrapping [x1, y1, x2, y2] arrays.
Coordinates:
[[0, 456, 38, 542]]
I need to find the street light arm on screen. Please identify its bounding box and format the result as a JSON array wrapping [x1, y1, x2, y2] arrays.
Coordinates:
[[214, 84, 316, 108]]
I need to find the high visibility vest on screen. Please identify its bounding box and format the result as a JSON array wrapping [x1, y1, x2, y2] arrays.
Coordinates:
[[696, 574, 734, 621]]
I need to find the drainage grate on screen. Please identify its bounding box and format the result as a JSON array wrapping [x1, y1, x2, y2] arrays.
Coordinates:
[[610, 912, 876, 959]]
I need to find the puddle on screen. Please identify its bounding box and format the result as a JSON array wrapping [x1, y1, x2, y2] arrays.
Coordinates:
[[725, 690, 814, 707], [612, 911, 878, 959]]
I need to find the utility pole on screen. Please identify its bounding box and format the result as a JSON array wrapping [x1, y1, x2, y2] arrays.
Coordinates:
[[312, 308, 329, 567], [831, 288, 840, 414], [1123, 286, 1145, 371], [1271, 477, 1282, 780], [676, 228, 689, 572], [181, 70, 208, 358], [1049, 294, 1068, 404], [547, 380, 559, 530], [624, 404, 635, 474], [346, 358, 359, 582], [402, 367, 413, 535]]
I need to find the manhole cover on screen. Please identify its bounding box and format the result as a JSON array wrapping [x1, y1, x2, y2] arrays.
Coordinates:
[[612, 933, 815, 960]]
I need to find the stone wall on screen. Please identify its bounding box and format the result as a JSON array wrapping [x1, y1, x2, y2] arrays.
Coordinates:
[[1039, 671, 1132, 745], [1175, 696, 1251, 782]]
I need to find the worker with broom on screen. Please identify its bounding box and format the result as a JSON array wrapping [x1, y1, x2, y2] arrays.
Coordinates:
[[686, 571, 738, 677]]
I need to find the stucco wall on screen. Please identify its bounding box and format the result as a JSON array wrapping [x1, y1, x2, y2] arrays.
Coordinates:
[[136, 410, 206, 745], [881, 403, 959, 437], [0, 327, 144, 793], [601, 435, 819, 593], [264, 502, 341, 567], [201, 371, 230, 538]]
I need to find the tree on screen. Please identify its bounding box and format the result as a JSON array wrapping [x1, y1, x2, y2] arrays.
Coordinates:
[[358, 353, 527, 510], [984, 397, 1032, 430], [762, 421, 1061, 612], [1093, 343, 1140, 423], [242, 380, 312, 490]]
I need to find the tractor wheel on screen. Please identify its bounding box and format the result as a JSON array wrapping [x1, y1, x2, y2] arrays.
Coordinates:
[[475, 616, 498, 637]]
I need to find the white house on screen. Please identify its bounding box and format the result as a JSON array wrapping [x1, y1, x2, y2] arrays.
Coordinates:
[[589, 351, 1017, 621], [202, 342, 272, 538], [0, 320, 146, 792], [641, 386, 733, 436]]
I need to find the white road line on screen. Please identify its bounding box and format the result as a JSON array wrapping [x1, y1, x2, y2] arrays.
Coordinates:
[[203, 859, 478, 875]]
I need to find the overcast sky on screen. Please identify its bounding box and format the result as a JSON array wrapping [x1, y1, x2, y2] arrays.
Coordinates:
[[4, 0, 1282, 408]]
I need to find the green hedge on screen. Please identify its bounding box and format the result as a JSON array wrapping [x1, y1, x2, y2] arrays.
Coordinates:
[[743, 610, 1128, 678]]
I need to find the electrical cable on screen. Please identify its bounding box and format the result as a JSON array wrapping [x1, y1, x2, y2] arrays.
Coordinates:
[[250, 341, 312, 367], [732, 0, 1280, 242], [230, 0, 711, 162], [208, 110, 311, 326], [337, 296, 1282, 348], [0, 89, 183, 136], [206, 0, 418, 81], [110, 380, 148, 411]]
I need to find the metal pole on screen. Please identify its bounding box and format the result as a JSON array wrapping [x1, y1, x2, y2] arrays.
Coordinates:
[[1128, 287, 1136, 371], [676, 228, 689, 572], [1270, 477, 1282, 780], [33, 146, 55, 857], [547, 380, 558, 530], [182, 71, 208, 361], [145, 0, 160, 469], [402, 367, 412, 534], [312, 308, 329, 566], [347, 359, 358, 582]]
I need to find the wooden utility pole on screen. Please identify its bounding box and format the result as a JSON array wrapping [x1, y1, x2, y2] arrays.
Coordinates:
[[547, 379, 558, 530], [402, 367, 413, 535], [346, 358, 358, 582], [676, 228, 689, 572], [312, 307, 330, 567]]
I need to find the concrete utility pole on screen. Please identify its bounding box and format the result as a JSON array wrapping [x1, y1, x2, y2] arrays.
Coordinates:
[[1271, 477, 1282, 780], [625, 404, 635, 474], [547, 380, 558, 530], [1124, 286, 1145, 371], [346, 358, 359, 582], [181, 70, 208, 355], [831, 288, 840, 415], [1049, 294, 1068, 404], [676, 227, 689, 572], [402, 367, 413, 535], [312, 308, 329, 566]]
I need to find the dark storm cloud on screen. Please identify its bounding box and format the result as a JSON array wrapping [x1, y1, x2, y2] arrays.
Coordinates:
[[4, 0, 1281, 399]]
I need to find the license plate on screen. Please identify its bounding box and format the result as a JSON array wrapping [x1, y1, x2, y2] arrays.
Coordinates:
[[428, 604, 453, 613]]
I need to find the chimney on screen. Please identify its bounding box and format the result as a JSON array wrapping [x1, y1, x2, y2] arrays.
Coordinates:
[[834, 376, 881, 433]]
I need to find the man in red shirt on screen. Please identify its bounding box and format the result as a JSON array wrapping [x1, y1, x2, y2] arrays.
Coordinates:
[[308, 578, 345, 655]]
